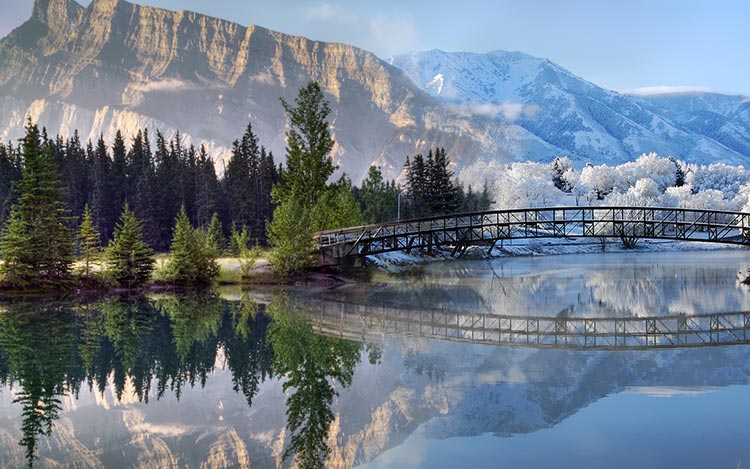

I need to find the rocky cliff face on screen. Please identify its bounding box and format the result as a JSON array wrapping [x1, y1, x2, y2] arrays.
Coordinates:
[[0, 0, 554, 181]]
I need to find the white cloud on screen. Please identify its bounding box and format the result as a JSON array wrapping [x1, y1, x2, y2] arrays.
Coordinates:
[[302, 3, 420, 58], [624, 386, 719, 398], [129, 78, 203, 93], [621, 85, 711, 96], [306, 2, 357, 23], [454, 102, 541, 121], [368, 15, 420, 58]]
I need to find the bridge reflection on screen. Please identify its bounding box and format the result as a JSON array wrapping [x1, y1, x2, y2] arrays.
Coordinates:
[[306, 300, 750, 350]]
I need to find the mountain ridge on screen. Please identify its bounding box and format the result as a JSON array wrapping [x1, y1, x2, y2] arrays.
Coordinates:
[[0, 0, 748, 182], [391, 49, 750, 166]]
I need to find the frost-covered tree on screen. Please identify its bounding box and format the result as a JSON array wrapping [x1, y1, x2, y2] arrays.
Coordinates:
[[492, 162, 563, 209]]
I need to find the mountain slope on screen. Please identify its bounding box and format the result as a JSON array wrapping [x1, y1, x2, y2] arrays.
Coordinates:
[[391, 49, 750, 166], [0, 0, 557, 181]]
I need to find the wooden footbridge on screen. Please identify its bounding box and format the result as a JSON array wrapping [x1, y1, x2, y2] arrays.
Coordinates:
[[305, 300, 750, 351], [315, 206, 750, 265]]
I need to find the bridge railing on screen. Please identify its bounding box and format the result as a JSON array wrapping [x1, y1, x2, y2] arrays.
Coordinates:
[[315, 206, 750, 259], [306, 300, 750, 350]]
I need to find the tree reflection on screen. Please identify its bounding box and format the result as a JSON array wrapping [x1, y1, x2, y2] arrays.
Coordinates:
[[268, 295, 363, 469], [0, 302, 82, 466], [0, 294, 369, 468]]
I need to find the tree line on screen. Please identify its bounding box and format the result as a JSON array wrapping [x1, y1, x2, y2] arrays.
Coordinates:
[[0, 81, 491, 288]]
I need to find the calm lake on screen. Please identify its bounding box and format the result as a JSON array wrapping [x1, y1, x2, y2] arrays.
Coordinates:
[[2, 249, 750, 468]]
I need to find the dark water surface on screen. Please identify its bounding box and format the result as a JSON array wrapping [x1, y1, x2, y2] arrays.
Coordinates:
[[1, 250, 750, 468]]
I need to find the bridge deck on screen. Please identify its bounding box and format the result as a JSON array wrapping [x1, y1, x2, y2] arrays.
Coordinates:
[[315, 206, 750, 264]]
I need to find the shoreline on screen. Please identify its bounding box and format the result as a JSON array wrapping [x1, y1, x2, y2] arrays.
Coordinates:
[[1, 239, 745, 298]]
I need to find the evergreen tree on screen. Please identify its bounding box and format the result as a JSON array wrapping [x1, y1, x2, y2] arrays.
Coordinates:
[[104, 204, 155, 288], [61, 131, 91, 223], [426, 147, 459, 215], [357, 165, 399, 223], [403, 148, 460, 218], [111, 130, 128, 215], [0, 120, 74, 289], [164, 205, 219, 286], [89, 135, 115, 242], [206, 212, 225, 254], [77, 203, 101, 279], [670, 156, 686, 187], [0, 141, 21, 223], [195, 145, 223, 228]]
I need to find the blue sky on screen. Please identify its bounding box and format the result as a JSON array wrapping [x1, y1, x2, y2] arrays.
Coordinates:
[[3, 0, 749, 95]]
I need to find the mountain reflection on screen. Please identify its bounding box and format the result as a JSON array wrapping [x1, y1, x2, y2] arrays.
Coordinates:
[[0, 294, 369, 468], [1, 280, 750, 468]]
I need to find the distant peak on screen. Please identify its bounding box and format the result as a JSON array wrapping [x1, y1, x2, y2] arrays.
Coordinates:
[[89, 0, 123, 13], [31, 0, 84, 31]]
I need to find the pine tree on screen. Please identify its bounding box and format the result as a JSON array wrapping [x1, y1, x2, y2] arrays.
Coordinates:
[[0, 141, 22, 224], [104, 204, 155, 288], [206, 212, 225, 255], [357, 165, 399, 223], [111, 130, 128, 215], [195, 145, 223, 228], [77, 204, 101, 279], [90, 135, 115, 242], [164, 205, 219, 285], [0, 120, 74, 289]]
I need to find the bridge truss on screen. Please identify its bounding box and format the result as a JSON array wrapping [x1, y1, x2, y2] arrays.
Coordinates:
[[316, 206, 750, 264]]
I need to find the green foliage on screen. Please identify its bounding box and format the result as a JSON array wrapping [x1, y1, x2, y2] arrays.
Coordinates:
[[224, 124, 280, 245], [164, 205, 220, 286], [268, 82, 363, 275], [206, 212, 225, 254], [356, 165, 399, 223], [312, 176, 364, 229], [0, 141, 22, 224], [277, 81, 336, 206], [0, 120, 74, 289], [229, 223, 251, 257], [104, 204, 155, 288], [268, 199, 313, 276], [0, 302, 80, 467], [77, 203, 101, 278], [403, 147, 460, 218]]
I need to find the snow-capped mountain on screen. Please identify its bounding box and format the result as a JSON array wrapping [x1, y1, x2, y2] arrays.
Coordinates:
[[391, 49, 750, 166], [1, 1, 748, 184]]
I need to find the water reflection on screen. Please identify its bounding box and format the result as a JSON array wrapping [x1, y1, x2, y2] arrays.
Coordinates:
[[345, 251, 750, 317], [1, 252, 750, 468], [0, 295, 369, 468]]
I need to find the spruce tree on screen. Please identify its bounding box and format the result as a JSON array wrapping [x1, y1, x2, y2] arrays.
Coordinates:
[[77, 203, 101, 279], [0, 120, 74, 289], [0, 141, 21, 223], [358, 166, 399, 223], [165, 205, 219, 285], [206, 212, 225, 255], [104, 204, 155, 288]]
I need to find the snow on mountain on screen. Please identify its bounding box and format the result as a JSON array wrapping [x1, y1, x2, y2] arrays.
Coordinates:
[[391, 49, 750, 168], [1, 0, 748, 184]]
